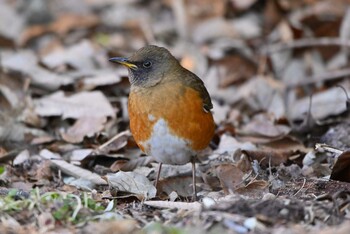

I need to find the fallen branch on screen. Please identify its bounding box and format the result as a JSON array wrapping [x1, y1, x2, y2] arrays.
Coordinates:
[[285, 68, 350, 88], [261, 37, 350, 55]]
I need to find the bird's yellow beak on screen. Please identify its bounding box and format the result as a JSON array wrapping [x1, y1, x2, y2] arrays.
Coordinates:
[[109, 57, 138, 70]]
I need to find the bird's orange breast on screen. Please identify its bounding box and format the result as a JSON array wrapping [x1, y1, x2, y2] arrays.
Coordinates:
[[128, 81, 214, 156]]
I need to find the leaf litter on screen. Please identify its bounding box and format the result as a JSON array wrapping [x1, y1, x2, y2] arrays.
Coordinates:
[[1, 0, 350, 233]]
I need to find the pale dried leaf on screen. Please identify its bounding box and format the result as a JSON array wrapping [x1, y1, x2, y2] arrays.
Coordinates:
[[1, 50, 72, 90], [39, 149, 107, 185], [241, 119, 290, 138], [215, 134, 256, 155], [0, 2, 24, 42], [291, 86, 349, 120], [106, 171, 156, 199], [212, 100, 230, 124], [79, 70, 122, 91], [13, 150, 30, 166], [61, 117, 107, 143], [41, 40, 96, 70], [34, 91, 115, 119]]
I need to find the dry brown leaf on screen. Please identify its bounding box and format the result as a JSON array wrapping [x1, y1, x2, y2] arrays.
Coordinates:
[[330, 151, 350, 182], [215, 163, 245, 195], [157, 175, 198, 198], [242, 150, 289, 167], [111, 156, 154, 172], [235, 180, 269, 197], [97, 130, 131, 154], [214, 55, 256, 88], [61, 117, 107, 143], [20, 13, 99, 46]]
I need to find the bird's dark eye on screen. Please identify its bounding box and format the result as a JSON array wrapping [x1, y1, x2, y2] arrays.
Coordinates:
[[143, 61, 152, 68]]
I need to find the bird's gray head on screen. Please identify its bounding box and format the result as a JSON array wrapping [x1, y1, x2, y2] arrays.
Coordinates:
[[109, 45, 180, 87]]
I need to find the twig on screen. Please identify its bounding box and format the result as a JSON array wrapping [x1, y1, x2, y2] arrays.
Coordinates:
[[294, 178, 306, 196], [336, 85, 350, 101], [143, 200, 201, 211], [285, 68, 350, 88], [315, 143, 344, 155], [261, 37, 350, 55]]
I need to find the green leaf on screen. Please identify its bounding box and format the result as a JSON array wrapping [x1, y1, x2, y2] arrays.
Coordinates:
[[0, 165, 5, 175]]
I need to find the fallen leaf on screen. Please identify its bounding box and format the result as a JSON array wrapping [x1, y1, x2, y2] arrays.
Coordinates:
[[61, 117, 107, 143], [291, 86, 349, 120], [0, 1, 24, 46], [41, 40, 97, 70], [69, 149, 94, 162], [13, 150, 30, 166], [192, 18, 236, 44], [78, 70, 122, 91], [39, 149, 107, 186], [330, 151, 350, 182], [212, 100, 230, 124], [240, 116, 291, 138], [34, 91, 115, 119], [157, 175, 199, 198], [106, 171, 156, 200], [215, 163, 245, 194], [1, 50, 72, 90], [97, 130, 131, 154], [111, 156, 154, 172], [215, 134, 256, 155], [20, 13, 99, 46], [235, 180, 269, 197], [242, 150, 290, 167]]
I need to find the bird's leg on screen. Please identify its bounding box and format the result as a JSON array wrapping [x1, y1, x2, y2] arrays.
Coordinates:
[[191, 157, 197, 202], [154, 162, 163, 188]]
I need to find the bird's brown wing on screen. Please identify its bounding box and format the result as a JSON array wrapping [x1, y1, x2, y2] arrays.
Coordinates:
[[182, 70, 213, 112]]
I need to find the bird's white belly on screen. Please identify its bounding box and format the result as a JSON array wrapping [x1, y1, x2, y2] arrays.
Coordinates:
[[140, 118, 194, 165]]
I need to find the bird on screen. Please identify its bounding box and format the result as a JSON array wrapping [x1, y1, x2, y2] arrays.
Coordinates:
[[109, 45, 215, 201]]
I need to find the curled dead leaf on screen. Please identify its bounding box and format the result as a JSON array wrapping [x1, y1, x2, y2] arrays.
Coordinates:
[[330, 151, 350, 182], [106, 171, 156, 200]]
